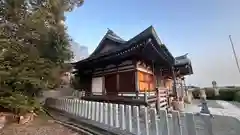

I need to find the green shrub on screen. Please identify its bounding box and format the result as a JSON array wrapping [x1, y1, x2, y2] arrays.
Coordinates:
[[0, 91, 43, 115], [191, 87, 240, 101], [234, 91, 240, 102], [232, 87, 240, 92], [218, 89, 237, 101]]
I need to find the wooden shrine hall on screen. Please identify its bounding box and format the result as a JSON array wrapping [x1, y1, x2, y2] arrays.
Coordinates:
[[72, 26, 193, 108]]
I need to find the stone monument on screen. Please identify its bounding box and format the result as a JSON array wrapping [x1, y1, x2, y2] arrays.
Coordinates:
[[212, 80, 219, 96]]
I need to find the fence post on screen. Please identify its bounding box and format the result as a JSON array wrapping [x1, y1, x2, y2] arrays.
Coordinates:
[[72, 99, 76, 115], [91, 102, 95, 120], [104, 103, 108, 125], [67, 99, 70, 113], [120, 104, 126, 130], [78, 100, 82, 117], [144, 92, 148, 102], [63, 99, 66, 111], [88, 101, 92, 119], [133, 106, 141, 135], [81, 100, 85, 117], [126, 105, 133, 132], [144, 106, 149, 135], [109, 103, 114, 126], [55, 99, 59, 109], [82, 100, 86, 117], [69, 99, 72, 114], [172, 111, 182, 135], [70, 99, 73, 114], [59, 99, 63, 111], [76, 99, 80, 116], [185, 113, 197, 135], [75, 99, 78, 116], [149, 108, 159, 135], [63, 98, 66, 111], [56, 98, 59, 110], [73, 99, 77, 116], [65, 99, 68, 112], [62, 99, 64, 111], [95, 102, 100, 121], [69, 99, 72, 113], [159, 109, 169, 135], [65, 98, 67, 112], [99, 102, 104, 123], [114, 104, 119, 128], [136, 91, 139, 99]]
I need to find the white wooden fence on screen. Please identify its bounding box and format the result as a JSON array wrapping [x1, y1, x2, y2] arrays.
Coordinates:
[[158, 89, 168, 109], [46, 98, 213, 135]]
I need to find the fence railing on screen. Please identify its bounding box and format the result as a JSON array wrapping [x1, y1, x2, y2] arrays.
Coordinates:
[[45, 97, 213, 135], [72, 88, 169, 110]]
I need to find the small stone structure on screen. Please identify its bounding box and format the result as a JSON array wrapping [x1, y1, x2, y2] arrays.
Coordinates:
[[200, 89, 207, 100], [212, 81, 219, 96]]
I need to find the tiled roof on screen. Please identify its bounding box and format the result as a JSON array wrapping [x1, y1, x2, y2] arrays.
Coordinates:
[[106, 29, 126, 43], [74, 26, 175, 65], [175, 53, 191, 66]]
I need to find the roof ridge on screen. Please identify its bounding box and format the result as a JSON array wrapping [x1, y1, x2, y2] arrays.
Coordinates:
[[105, 28, 125, 41]]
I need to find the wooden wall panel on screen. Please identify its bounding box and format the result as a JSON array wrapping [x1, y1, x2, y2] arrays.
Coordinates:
[[139, 82, 148, 91], [138, 71, 144, 81], [137, 71, 155, 92], [105, 73, 117, 95], [78, 75, 92, 95], [119, 71, 135, 92]]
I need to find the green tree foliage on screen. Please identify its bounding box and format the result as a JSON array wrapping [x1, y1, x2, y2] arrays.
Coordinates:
[[0, 0, 84, 114]]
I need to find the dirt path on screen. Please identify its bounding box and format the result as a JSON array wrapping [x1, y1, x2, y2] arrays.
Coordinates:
[[0, 115, 85, 135]]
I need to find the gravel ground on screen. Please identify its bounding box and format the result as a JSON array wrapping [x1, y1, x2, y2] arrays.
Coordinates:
[[194, 115, 240, 135], [0, 116, 85, 135], [228, 101, 240, 109], [186, 100, 240, 135]]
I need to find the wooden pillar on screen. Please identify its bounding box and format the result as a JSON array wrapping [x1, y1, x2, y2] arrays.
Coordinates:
[[135, 60, 139, 99], [151, 60, 156, 89], [180, 77, 183, 99], [135, 70, 138, 92], [172, 66, 177, 98], [156, 88, 160, 114], [102, 76, 105, 95], [158, 68, 163, 88], [116, 64, 119, 94], [182, 77, 187, 96]]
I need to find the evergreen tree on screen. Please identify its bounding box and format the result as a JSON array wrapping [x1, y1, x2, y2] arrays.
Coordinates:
[[0, 0, 84, 114]]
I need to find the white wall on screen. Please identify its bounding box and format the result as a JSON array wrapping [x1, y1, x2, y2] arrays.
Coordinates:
[[91, 77, 104, 95]]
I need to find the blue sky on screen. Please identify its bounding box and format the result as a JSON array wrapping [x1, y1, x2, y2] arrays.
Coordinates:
[[66, 0, 240, 87]]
